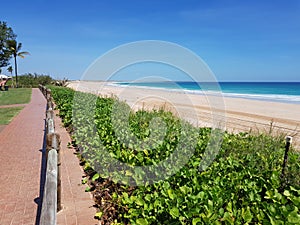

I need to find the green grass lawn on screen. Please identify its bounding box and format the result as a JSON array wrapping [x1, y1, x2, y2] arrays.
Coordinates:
[[0, 107, 24, 125], [0, 88, 32, 106]]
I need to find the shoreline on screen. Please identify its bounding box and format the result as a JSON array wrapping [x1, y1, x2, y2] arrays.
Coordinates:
[[113, 84, 300, 105], [68, 80, 300, 147], [76, 80, 300, 105]]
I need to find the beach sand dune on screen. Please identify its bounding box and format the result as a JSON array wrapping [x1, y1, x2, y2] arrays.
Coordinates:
[[68, 81, 300, 148]]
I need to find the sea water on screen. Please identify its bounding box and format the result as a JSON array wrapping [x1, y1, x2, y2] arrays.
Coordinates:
[[114, 82, 300, 104]]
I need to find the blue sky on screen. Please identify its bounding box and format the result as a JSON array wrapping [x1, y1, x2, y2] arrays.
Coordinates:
[[1, 0, 300, 81]]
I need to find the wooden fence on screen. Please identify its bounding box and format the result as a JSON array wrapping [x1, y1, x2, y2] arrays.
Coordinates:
[[39, 85, 62, 225]]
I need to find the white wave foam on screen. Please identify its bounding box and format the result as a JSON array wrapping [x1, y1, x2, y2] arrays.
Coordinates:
[[109, 82, 300, 104]]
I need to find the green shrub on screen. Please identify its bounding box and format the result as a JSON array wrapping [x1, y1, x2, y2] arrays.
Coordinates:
[[6, 73, 54, 87], [50, 86, 300, 225]]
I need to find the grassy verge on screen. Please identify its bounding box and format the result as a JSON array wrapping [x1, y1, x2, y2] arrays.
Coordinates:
[[0, 107, 24, 124], [0, 88, 32, 106]]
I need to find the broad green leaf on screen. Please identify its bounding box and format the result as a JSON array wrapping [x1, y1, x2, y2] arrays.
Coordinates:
[[242, 206, 253, 223], [94, 211, 103, 219], [145, 194, 151, 202], [136, 197, 145, 206], [112, 192, 118, 200], [92, 173, 99, 181], [170, 207, 180, 218], [268, 215, 284, 225], [125, 170, 133, 176], [223, 212, 234, 223], [287, 208, 300, 224], [136, 218, 149, 225], [226, 201, 233, 213], [122, 192, 129, 199], [208, 200, 213, 210], [167, 189, 175, 200], [85, 186, 91, 192], [192, 217, 201, 225], [81, 178, 88, 184], [283, 190, 291, 197], [290, 186, 300, 195]]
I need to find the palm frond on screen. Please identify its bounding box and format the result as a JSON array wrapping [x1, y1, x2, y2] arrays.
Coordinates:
[[18, 51, 30, 58]]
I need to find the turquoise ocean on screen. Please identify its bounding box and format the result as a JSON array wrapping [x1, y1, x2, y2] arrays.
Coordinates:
[[114, 82, 300, 104]]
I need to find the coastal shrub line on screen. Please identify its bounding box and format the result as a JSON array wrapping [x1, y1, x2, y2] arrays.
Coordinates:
[[5, 73, 53, 88], [49, 86, 300, 225]]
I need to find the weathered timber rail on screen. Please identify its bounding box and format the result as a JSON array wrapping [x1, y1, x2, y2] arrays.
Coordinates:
[[39, 84, 62, 225]]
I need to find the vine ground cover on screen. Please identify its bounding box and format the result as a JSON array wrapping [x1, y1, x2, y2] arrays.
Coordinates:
[[50, 86, 300, 225]]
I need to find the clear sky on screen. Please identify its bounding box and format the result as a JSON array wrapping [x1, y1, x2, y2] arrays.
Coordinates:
[[1, 0, 300, 81]]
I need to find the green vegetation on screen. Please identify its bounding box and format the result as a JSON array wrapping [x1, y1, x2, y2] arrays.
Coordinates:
[[0, 21, 16, 68], [18, 73, 53, 87], [5, 73, 53, 88], [0, 106, 24, 124], [0, 88, 31, 105], [50, 86, 300, 225], [5, 40, 30, 87], [0, 20, 30, 88], [0, 21, 54, 88]]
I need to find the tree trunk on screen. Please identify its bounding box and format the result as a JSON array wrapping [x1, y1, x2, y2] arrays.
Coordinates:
[[14, 55, 18, 88]]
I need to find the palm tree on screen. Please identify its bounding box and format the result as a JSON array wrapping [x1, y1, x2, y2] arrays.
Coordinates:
[[6, 40, 29, 87], [7, 66, 14, 87]]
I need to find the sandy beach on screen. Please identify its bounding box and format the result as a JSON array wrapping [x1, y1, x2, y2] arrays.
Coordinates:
[[68, 81, 300, 148]]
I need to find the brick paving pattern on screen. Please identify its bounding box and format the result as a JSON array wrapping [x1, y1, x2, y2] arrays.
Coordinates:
[[0, 88, 46, 225], [0, 88, 100, 225]]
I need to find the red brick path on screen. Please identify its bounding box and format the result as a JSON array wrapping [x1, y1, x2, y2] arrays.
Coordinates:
[[0, 88, 46, 225], [0, 88, 99, 225]]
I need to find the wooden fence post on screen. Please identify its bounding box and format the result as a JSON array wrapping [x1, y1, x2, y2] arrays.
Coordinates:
[[281, 136, 293, 178], [279, 136, 293, 193]]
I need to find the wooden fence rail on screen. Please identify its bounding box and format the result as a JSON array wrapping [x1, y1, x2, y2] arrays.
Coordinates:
[[39, 85, 62, 225], [40, 149, 57, 225]]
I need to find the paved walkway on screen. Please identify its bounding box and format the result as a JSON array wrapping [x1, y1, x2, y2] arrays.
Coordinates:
[[0, 88, 46, 225], [0, 88, 99, 225]]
